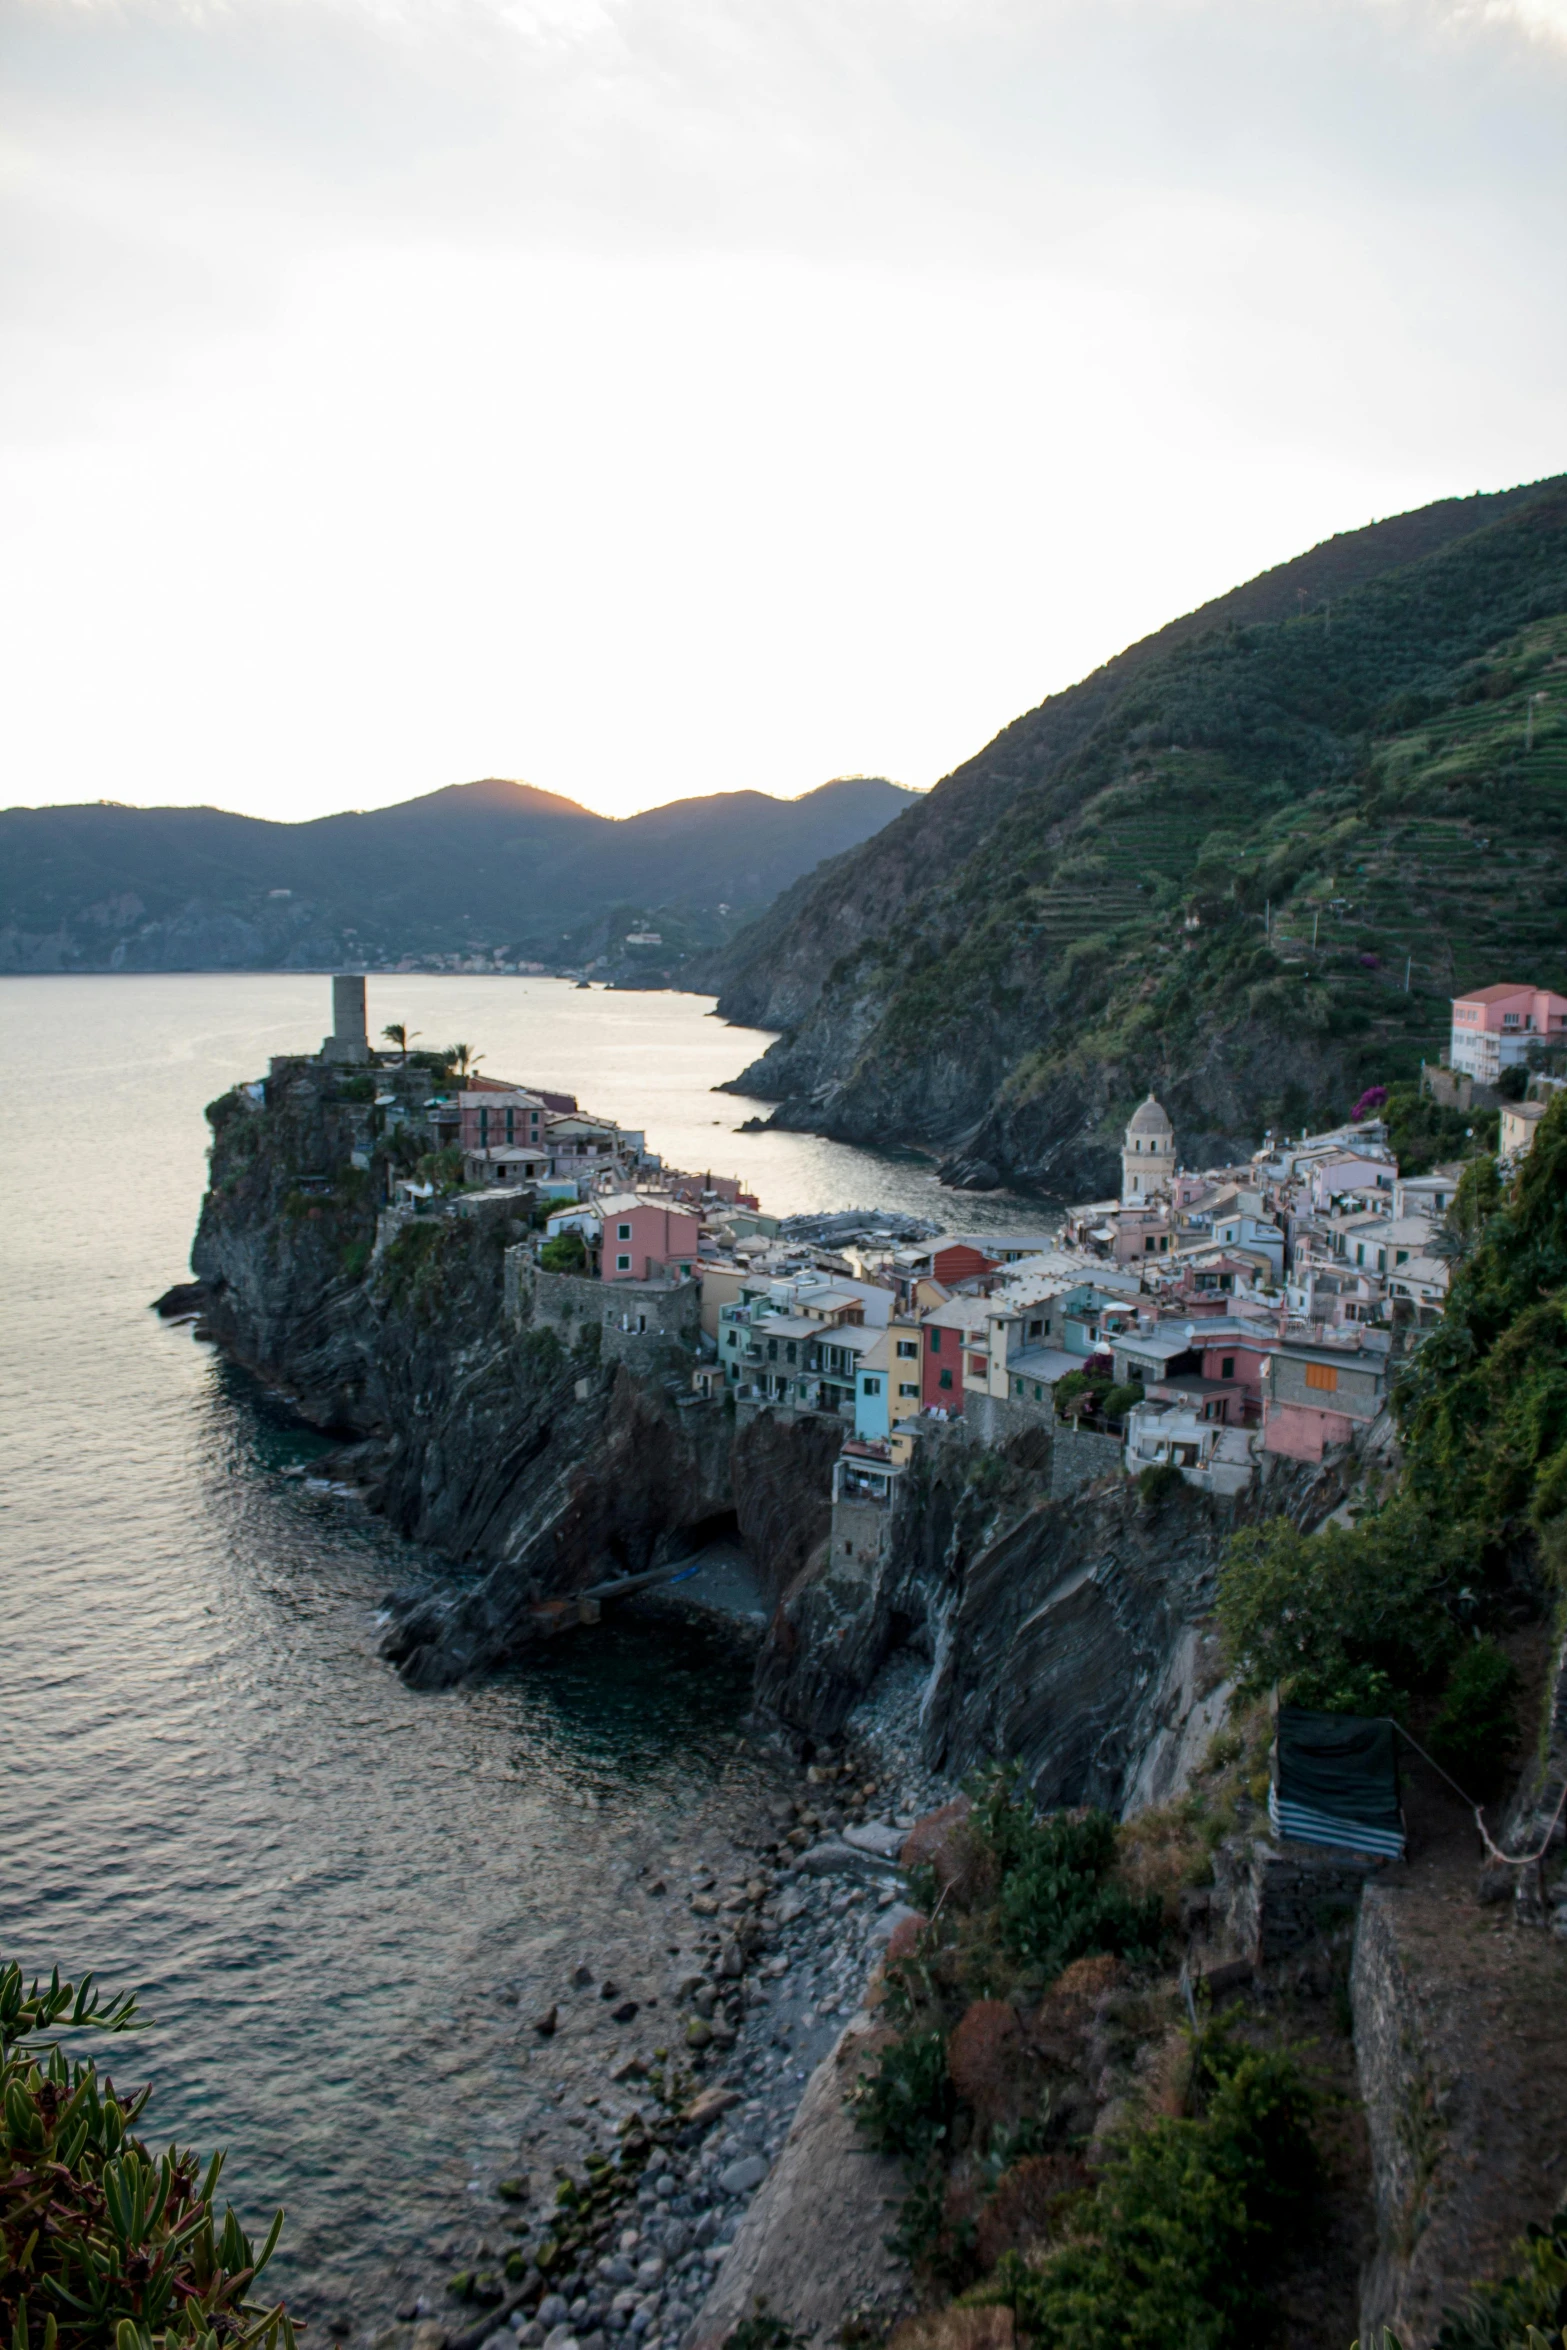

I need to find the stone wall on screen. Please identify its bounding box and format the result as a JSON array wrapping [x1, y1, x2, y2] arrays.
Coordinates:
[[506, 1248, 701, 1367], [1213, 1833, 1382, 1964], [1351, 1865, 1567, 2349], [1049, 1423, 1124, 1498], [1421, 1063, 1501, 1113], [831, 1494, 895, 1575], [965, 1388, 1055, 1454]]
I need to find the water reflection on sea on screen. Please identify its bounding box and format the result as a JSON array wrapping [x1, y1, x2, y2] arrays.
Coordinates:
[[0, 974, 1053, 2325]]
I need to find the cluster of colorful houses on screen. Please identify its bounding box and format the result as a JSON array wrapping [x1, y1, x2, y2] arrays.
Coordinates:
[[322, 973, 1563, 1511]]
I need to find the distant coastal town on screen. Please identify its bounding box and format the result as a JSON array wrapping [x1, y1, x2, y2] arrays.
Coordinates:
[[263, 971, 1567, 1512]]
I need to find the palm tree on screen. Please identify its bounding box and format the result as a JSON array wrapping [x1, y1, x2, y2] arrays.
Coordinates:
[[382, 1023, 420, 1065], [1427, 1219, 1472, 1269], [446, 1042, 484, 1080]]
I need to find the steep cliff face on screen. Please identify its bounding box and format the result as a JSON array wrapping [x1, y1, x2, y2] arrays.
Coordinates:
[[192, 1072, 1343, 1803], [757, 1430, 1344, 1810], [191, 1073, 844, 1687]]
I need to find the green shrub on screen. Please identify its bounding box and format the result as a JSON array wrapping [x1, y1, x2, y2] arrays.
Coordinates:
[[0, 1959, 295, 2350], [970, 1769, 1164, 1976], [415, 1145, 464, 1194], [540, 1232, 588, 1274], [1137, 1462, 1185, 1506], [1217, 1498, 1461, 1715], [1396, 1101, 1567, 1547], [339, 1237, 372, 1283], [1427, 1638, 1522, 1800], [982, 2036, 1320, 2350], [1053, 1371, 1103, 1420], [849, 2029, 954, 2167], [1101, 1381, 1145, 1423], [1434, 2206, 1567, 2350]]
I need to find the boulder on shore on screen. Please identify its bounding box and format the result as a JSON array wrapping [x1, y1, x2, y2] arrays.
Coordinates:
[[689, 2012, 909, 2350]]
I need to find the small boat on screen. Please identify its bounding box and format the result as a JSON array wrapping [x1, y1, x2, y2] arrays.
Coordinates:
[[576, 979, 591, 989]]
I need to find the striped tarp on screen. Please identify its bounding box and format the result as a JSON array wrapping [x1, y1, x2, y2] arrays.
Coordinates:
[[1269, 1782, 1406, 1859]]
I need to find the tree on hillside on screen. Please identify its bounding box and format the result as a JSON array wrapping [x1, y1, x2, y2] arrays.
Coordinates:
[[382, 1022, 419, 1064]]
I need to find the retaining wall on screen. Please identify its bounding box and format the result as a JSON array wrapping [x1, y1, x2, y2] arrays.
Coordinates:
[[1049, 1423, 1125, 1498], [505, 1248, 701, 1367]]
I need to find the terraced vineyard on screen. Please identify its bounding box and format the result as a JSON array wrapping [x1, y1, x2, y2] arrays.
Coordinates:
[[722, 477, 1567, 1189]]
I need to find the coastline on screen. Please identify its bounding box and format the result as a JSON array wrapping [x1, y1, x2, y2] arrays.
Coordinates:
[[357, 1647, 953, 2350]]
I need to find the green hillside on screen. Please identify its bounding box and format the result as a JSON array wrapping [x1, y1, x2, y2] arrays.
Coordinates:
[[723, 479, 1567, 1188]]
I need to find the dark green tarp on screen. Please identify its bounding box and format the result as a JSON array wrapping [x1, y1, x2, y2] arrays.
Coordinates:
[[1271, 1706, 1404, 1857]]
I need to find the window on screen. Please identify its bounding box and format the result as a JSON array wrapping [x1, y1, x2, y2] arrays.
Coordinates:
[[864, 1377, 881, 1396], [898, 1382, 919, 1399], [938, 1368, 953, 1390], [617, 1222, 632, 1240], [929, 1327, 943, 1352], [767, 1339, 778, 1360], [726, 1330, 737, 1348], [786, 1342, 797, 1364], [615, 1253, 631, 1272], [1033, 1384, 1044, 1402], [1221, 1356, 1235, 1380], [968, 1354, 987, 1378], [896, 1339, 918, 1358], [1305, 1361, 1338, 1392], [1013, 1376, 1023, 1397]]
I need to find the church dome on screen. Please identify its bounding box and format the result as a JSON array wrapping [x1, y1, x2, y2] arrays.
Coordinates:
[[1126, 1092, 1173, 1138]]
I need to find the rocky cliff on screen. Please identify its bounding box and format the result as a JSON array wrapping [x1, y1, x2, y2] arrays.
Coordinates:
[[755, 1421, 1346, 1807], [191, 1066, 840, 1687], [189, 1066, 1337, 1801]]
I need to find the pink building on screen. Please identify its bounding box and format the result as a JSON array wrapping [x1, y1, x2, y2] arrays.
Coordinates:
[[1450, 984, 1567, 1084], [460, 1086, 546, 1152], [595, 1194, 703, 1284], [1194, 1328, 1275, 1423], [1261, 1340, 1387, 1462]]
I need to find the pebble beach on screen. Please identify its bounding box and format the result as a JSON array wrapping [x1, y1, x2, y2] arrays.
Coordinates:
[[379, 1659, 955, 2350]]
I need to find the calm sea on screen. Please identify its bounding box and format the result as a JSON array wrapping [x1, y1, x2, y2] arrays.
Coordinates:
[[0, 975, 1052, 2326]]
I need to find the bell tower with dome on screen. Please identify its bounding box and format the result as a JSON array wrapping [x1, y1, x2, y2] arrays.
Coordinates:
[[1121, 1093, 1175, 1205]]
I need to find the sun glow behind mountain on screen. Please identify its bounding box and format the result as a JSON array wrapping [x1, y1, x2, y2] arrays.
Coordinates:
[[1, 0, 1564, 820]]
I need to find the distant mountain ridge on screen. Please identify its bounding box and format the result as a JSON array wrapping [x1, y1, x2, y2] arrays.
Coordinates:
[[0, 774, 915, 977], [704, 473, 1567, 1195]]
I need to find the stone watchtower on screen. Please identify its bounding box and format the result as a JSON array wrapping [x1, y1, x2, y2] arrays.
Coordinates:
[[1121, 1092, 1175, 1205], [321, 973, 372, 1065]]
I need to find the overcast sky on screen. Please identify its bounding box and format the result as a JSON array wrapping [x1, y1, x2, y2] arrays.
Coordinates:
[[2, 0, 1564, 823]]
